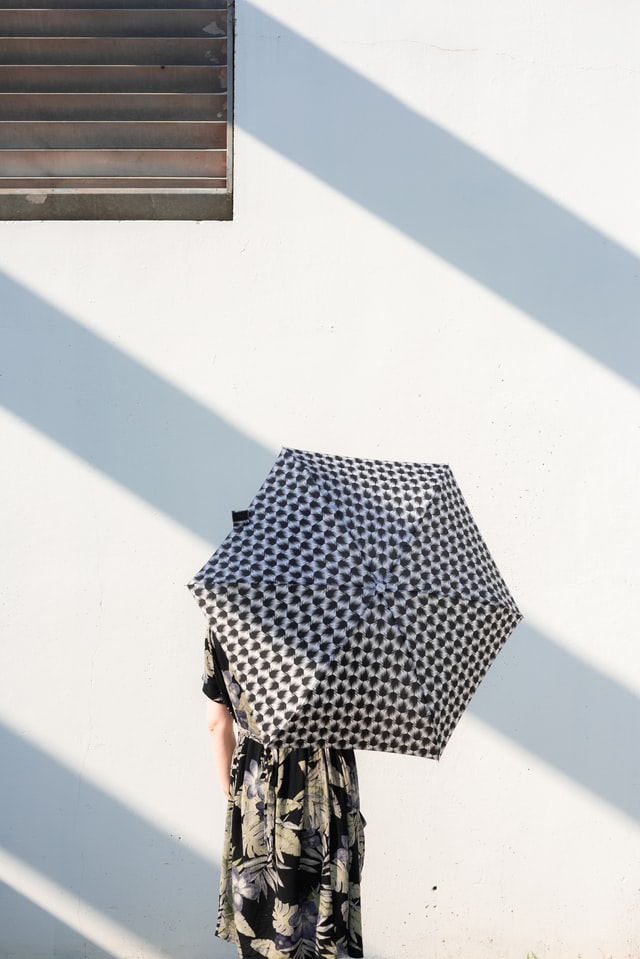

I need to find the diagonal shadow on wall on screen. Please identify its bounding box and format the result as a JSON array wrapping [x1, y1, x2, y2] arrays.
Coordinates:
[[469, 622, 639, 822], [0, 634, 637, 958], [0, 724, 232, 959], [1, 273, 638, 826], [0, 882, 117, 959], [240, 3, 640, 390], [0, 272, 275, 545]]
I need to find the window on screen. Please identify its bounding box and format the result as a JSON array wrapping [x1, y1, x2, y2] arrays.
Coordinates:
[[0, 0, 233, 220]]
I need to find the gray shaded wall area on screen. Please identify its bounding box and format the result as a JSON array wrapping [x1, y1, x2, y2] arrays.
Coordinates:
[[470, 624, 639, 823], [240, 3, 640, 389], [0, 883, 116, 959], [0, 723, 229, 959], [1, 274, 638, 825], [0, 271, 275, 545]]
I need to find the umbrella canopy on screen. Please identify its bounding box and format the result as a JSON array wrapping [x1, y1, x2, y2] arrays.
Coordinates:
[[188, 447, 522, 758]]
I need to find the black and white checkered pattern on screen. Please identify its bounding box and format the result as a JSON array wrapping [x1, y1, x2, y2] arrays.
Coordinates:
[[188, 448, 522, 758]]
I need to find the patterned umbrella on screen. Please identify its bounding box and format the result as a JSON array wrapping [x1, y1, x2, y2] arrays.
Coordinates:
[[188, 447, 522, 758]]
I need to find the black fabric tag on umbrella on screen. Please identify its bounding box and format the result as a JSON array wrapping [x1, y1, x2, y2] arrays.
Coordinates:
[[232, 509, 250, 527]]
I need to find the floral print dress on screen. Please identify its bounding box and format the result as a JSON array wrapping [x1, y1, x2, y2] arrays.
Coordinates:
[[203, 628, 366, 959]]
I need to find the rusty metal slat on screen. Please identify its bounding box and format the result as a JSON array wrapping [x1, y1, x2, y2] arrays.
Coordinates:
[[0, 119, 226, 149], [0, 65, 227, 92], [0, 1, 228, 9], [0, 190, 234, 222], [0, 92, 226, 120], [0, 176, 227, 188], [0, 148, 227, 176], [0, 9, 228, 37], [0, 37, 228, 66]]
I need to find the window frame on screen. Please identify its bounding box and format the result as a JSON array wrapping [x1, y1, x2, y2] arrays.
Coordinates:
[[0, 0, 234, 221]]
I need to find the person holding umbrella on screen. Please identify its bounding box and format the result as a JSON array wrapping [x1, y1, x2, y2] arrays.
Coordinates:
[[191, 448, 521, 959]]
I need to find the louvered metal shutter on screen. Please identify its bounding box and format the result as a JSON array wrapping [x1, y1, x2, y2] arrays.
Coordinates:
[[0, 0, 233, 219]]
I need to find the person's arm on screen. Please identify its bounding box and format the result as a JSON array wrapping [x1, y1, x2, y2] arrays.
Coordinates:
[[206, 698, 236, 798]]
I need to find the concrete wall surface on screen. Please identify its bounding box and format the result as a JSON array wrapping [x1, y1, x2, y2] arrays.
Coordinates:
[[1, 1, 639, 957]]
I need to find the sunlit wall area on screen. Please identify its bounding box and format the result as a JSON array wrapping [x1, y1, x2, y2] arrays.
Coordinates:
[[1, 2, 639, 958]]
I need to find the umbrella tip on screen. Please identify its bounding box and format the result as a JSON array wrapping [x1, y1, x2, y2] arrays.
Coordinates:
[[232, 509, 250, 527]]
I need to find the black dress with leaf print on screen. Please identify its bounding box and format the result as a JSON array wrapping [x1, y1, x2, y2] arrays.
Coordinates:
[[203, 628, 365, 959]]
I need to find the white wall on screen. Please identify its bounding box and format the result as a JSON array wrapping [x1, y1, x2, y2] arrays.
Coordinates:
[[1, 1, 639, 957]]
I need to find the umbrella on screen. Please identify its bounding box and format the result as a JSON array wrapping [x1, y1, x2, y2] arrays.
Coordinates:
[[188, 447, 522, 759]]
